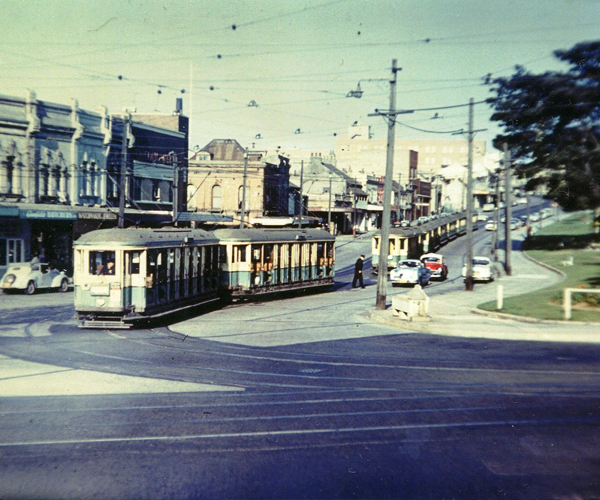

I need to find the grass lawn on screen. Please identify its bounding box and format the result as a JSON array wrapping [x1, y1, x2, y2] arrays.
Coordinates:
[[478, 212, 600, 322]]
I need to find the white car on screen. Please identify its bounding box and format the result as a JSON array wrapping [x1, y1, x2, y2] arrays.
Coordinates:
[[462, 256, 494, 282], [1, 262, 71, 295], [389, 259, 431, 287], [485, 220, 497, 231]]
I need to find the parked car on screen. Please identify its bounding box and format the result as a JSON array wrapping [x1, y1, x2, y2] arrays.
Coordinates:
[[482, 203, 495, 212], [462, 256, 494, 282], [485, 220, 497, 231], [389, 259, 431, 287], [510, 218, 521, 230], [530, 212, 541, 222], [420, 253, 448, 280], [1, 262, 71, 295]]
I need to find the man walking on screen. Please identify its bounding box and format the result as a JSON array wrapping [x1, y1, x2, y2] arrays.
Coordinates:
[[352, 254, 365, 288]]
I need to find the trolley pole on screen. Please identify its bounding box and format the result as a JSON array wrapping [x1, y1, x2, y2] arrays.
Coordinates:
[[240, 148, 248, 229], [298, 160, 304, 230], [172, 152, 179, 225], [118, 114, 129, 229], [369, 60, 413, 310]]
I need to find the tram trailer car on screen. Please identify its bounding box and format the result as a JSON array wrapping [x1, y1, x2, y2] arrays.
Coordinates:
[[372, 211, 474, 274], [213, 228, 335, 299], [73, 227, 221, 328]]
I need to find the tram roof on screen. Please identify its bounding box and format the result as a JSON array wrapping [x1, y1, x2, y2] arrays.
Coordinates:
[[374, 212, 467, 238], [213, 228, 335, 243], [74, 227, 218, 247]]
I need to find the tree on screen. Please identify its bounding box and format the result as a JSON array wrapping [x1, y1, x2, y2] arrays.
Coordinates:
[[486, 41, 600, 212]]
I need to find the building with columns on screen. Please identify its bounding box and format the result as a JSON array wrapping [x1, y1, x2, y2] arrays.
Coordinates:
[[0, 91, 188, 275]]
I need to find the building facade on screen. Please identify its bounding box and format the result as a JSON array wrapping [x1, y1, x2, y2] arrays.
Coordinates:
[[187, 139, 292, 227], [0, 92, 188, 275]]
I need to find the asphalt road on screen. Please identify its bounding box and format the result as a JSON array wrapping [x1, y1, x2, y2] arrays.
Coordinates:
[[1, 208, 599, 500]]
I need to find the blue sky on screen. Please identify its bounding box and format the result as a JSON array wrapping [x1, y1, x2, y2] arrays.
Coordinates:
[[2, 0, 599, 154]]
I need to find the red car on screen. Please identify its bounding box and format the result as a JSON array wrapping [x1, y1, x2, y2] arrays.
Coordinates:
[[420, 253, 448, 280]]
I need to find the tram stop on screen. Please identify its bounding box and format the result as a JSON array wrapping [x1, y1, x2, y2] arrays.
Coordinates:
[[392, 285, 431, 322]]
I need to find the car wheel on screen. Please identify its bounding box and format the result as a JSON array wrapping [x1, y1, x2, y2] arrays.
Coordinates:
[[25, 281, 36, 295], [59, 278, 69, 293]]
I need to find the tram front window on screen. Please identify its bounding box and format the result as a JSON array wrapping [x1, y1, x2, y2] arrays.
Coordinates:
[[90, 251, 116, 275]]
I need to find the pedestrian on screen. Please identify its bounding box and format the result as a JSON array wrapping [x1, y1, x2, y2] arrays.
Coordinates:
[[352, 254, 365, 288]]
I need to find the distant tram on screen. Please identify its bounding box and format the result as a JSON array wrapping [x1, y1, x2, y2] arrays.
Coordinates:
[[372, 212, 473, 274], [73, 227, 335, 328]]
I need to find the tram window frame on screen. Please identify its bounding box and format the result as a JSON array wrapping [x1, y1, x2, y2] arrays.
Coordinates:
[[233, 245, 247, 264], [127, 251, 140, 275], [89, 250, 116, 275]]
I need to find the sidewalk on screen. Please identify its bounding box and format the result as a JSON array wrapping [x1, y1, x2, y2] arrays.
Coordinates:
[[367, 234, 600, 344]]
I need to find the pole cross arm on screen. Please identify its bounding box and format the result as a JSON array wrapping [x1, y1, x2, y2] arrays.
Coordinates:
[[369, 109, 414, 117]]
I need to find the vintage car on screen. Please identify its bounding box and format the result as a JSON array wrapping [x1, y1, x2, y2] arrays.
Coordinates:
[[420, 253, 449, 280], [462, 256, 494, 282], [389, 259, 431, 287], [1, 262, 71, 295]]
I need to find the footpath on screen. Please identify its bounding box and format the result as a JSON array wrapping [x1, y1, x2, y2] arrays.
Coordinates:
[[367, 232, 600, 344]]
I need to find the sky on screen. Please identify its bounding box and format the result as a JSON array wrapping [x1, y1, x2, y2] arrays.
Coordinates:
[[2, 0, 600, 156]]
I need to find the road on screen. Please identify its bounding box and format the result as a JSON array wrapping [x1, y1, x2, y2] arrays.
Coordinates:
[[1, 207, 599, 499]]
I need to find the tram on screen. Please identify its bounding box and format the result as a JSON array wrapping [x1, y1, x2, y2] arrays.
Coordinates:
[[214, 228, 335, 298], [73, 226, 336, 328], [372, 211, 473, 274], [73, 227, 221, 328]]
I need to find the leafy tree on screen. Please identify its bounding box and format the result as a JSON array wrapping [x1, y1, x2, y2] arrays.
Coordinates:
[[486, 41, 600, 212]]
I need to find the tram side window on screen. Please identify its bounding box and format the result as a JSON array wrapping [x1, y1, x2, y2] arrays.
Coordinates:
[[264, 245, 273, 270], [219, 245, 227, 265], [90, 251, 116, 275], [233, 245, 247, 263], [127, 251, 140, 275]]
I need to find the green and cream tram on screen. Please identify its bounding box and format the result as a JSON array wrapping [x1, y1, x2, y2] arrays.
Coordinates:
[[213, 228, 335, 298], [73, 227, 221, 328], [372, 211, 473, 274]]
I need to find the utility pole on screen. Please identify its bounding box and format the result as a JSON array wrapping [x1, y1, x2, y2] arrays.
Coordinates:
[[464, 98, 475, 291], [396, 173, 402, 223], [298, 160, 304, 229], [118, 114, 129, 229], [240, 148, 248, 229], [494, 168, 501, 262], [504, 144, 512, 276], [327, 172, 332, 233], [172, 151, 179, 225], [453, 98, 485, 290], [369, 60, 413, 310]]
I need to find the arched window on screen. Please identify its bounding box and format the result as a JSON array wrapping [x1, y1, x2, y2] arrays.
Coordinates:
[[211, 184, 222, 210], [187, 184, 196, 209], [238, 185, 244, 209]]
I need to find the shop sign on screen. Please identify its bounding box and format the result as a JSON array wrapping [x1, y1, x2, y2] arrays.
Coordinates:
[[0, 206, 19, 217], [21, 209, 78, 220], [78, 211, 117, 220]]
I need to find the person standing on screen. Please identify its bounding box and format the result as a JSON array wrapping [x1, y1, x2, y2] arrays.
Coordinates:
[[352, 254, 365, 288]]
